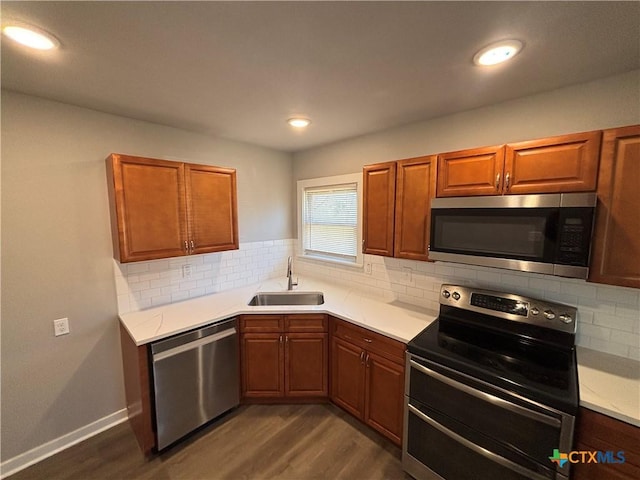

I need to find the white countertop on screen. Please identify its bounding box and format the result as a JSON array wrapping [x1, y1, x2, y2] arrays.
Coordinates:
[[119, 276, 437, 346], [577, 346, 640, 427], [119, 277, 640, 426]]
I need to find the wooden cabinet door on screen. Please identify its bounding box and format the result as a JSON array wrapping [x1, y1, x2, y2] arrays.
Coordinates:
[[589, 125, 640, 288], [330, 336, 365, 419], [436, 145, 505, 197], [505, 131, 601, 195], [107, 154, 188, 262], [285, 333, 328, 397], [241, 333, 284, 398], [185, 164, 239, 255], [363, 351, 404, 445], [573, 407, 640, 480], [363, 162, 396, 256], [394, 156, 437, 261]]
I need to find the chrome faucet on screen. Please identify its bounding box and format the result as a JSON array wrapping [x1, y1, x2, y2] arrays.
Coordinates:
[[287, 256, 298, 290]]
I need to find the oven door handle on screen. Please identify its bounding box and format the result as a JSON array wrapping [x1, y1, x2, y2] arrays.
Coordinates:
[[407, 404, 551, 480], [409, 359, 561, 428]]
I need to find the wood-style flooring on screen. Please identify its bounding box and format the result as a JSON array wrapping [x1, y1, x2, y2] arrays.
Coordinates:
[[9, 404, 410, 480]]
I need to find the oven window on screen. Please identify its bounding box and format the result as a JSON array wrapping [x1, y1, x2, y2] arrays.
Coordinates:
[[431, 208, 557, 261]]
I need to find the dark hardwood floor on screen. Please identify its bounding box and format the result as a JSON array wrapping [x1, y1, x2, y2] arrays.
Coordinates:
[[9, 404, 410, 480]]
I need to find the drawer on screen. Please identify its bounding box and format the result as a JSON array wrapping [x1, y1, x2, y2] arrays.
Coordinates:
[[332, 317, 405, 363], [285, 314, 328, 333], [240, 315, 284, 333]]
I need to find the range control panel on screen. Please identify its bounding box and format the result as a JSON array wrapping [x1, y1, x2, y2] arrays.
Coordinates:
[[440, 284, 577, 334]]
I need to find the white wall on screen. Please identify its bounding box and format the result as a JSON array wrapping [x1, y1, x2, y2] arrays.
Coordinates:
[[293, 70, 640, 359], [0, 91, 293, 463]]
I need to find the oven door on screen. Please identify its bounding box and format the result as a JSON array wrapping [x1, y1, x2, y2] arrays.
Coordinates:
[[403, 355, 574, 480]]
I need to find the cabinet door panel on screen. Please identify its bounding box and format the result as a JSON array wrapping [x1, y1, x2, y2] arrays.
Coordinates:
[[186, 164, 239, 254], [285, 333, 328, 397], [394, 156, 437, 261], [285, 314, 327, 333], [330, 337, 365, 419], [436, 146, 505, 197], [505, 131, 601, 194], [589, 125, 640, 288], [241, 333, 284, 397], [364, 351, 404, 445], [363, 162, 396, 256], [108, 155, 187, 262]]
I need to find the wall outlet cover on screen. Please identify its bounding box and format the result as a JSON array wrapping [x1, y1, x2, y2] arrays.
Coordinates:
[[53, 318, 70, 336]]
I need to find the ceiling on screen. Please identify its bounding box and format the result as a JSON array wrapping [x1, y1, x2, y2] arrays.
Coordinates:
[[2, 2, 639, 152]]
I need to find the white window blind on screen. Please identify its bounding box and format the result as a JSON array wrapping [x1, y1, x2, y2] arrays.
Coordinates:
[[303, 183, 358, 262]]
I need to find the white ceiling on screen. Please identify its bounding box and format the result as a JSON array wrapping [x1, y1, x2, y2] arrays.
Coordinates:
[[1, 1, 639, 152]]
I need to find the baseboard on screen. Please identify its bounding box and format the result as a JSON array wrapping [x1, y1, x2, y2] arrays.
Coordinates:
[[0, 409, 128, 479]]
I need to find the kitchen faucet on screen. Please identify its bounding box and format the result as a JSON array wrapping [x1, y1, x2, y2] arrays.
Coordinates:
[[287, 256, 298, 290]]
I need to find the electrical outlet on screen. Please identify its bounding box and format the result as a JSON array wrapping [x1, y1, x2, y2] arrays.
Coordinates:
[[402, 266, 412, 283], [53, 318, 70, 337], [364, 261, 372, 275], [182, 264, 192, 278]]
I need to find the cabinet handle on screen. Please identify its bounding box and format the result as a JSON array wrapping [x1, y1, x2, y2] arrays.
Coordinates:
[[364, 338, 372, 343], [279, 335, 283, 344], [184, 240, 189, 252], [495, 172, 501, 189], [190, 240, 194, 253], [365, 354, 370, 367], [360, 351, 365, 364], [505, 172, 510, 190], [362, 239, 365, 253], [285, 335, 289, 343]]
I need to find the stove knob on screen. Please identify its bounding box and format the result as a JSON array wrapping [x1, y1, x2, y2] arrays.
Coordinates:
[[452, 292, 461, 301], [530, 307, 540, 316], [559, 314, 573, 324], [442, 290, 451, 299], [543, 310, 556, 320]]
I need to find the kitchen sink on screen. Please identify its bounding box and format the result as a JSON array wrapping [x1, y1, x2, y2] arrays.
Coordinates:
[[248, 291, 325, 306]]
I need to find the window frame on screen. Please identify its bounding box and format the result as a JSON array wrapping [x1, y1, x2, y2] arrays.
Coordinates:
[[297, 173, 363, 267]]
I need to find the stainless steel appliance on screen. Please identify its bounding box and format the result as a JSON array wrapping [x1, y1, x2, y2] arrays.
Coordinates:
[[151, 317, 239, 450], [403, 285, 578, 480], [429, 193, 596, 279]]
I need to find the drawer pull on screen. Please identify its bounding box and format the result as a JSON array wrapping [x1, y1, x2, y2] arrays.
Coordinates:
[[364, 338, 372, 343]]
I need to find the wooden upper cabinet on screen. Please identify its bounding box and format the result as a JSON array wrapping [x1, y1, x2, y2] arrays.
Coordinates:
[[505, 131, 601, 194], [436, 145, 505, 197], [186, 164, 239, 255], [394, 156, 437, 261], [436, 131, 601, 197], [588, 125, 640, 289], [363, 162, 396, 256], [107, 154, 188, 262], [106, 154, 238, 263]]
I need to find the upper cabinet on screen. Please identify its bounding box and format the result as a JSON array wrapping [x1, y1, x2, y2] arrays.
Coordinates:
[[437, 131, 601, 197], [588, 125, 640, 289], [106, 154, 238, 263], [363, 162, 396, 257], [363, 156, 436, 260]]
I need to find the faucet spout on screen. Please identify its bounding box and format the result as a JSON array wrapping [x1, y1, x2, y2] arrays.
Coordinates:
[[286, 256, 297, 290]]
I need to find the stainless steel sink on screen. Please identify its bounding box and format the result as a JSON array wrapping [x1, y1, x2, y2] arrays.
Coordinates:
[[248, 291, 325, 306]]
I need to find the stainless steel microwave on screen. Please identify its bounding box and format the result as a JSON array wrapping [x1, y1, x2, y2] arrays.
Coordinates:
[[429, 193, 597, 279]]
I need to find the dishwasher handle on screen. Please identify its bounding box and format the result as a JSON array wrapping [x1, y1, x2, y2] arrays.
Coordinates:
[[152, 327, 237, 362]]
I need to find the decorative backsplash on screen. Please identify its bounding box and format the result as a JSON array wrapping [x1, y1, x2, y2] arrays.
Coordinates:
[[112, 238, 639, 361]]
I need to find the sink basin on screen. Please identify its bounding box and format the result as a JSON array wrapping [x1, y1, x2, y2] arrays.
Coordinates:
[[248, 291, 325, 306]]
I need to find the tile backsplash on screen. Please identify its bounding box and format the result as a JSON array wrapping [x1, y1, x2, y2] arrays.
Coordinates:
[[113, 239, 294, 314], [113, 238, 639, 361]]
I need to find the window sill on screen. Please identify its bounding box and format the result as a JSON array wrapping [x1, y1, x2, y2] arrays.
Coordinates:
[[297, 253, 363, 269]]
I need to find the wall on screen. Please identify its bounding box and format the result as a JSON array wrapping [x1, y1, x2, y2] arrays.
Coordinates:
[[293, 70, 640, 360], [0, 91, 293, 463]]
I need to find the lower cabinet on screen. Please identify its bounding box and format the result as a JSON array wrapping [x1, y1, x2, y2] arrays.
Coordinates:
[[572, 407, 640, 480], [330, 317, 405, 445], [240, 314, 328, 400]]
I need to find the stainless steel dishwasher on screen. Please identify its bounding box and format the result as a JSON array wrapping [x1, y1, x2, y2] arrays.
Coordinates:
[[151, 317, 239, 450]]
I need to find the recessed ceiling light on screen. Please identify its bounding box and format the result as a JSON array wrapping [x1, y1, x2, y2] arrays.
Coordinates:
[[287, 118, 311, 128], [2, 23, 59, 50], [473, 40, 523, 66]]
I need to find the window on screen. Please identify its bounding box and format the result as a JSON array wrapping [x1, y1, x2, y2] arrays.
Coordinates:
[[297, 173, 362, 266]]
